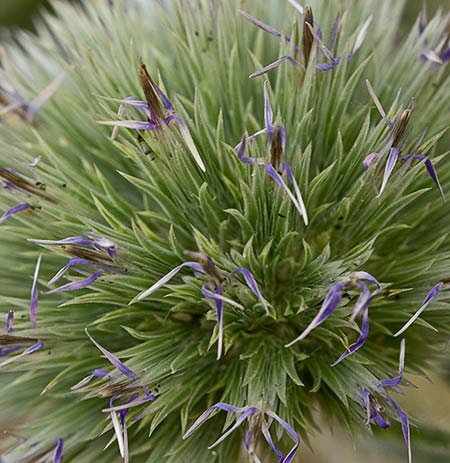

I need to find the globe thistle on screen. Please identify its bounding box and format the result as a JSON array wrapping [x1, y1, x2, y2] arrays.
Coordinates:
[[0, 0, 449, 462]]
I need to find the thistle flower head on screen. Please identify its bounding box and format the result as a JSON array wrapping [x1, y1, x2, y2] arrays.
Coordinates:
[[0, 1, 449, 462]]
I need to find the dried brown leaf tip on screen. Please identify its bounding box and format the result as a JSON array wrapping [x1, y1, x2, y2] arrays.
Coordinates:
[[302, 6, 314, 67], [391, 99, 415, 149], [270, 123, 285, 173], [138, 63, 166, 125]]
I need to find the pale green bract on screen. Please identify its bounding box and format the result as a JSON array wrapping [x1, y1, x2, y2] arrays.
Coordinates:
[[0, 0, 449, 462]]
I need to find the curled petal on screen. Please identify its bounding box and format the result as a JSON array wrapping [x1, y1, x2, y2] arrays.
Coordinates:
[[316, 59, 340, 71], [165, 114, 206, 172], [250, 56, 300, 79], [352, 271, 382, 296], [132, 262, 203, 302], [6, 310, 14, 333], [377, 147, 399, 197], [378, 339, 405, 387], [363, 152, 381, 171], [183, 403, 253, 439], [386, 397, 412, 463], [0, 203, 31, 224], [49, 258, 95, 285], [30, 254, 42, 329], [45, 269, 103, 294], [53, 438, 64, 463], [0, 341, 43, 368], [231, 268, 269, 315], [282, 163, 308, 225], [332, 306, 369, 366], [265, 410, 300, 463], [236, 133, 258, 165], [259, 421, 284, 461], [286, 282, 344, 347], [350, 283, 372, 321], [394, 282, 442, 337]]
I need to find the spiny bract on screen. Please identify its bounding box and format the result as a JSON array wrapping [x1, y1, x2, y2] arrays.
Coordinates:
[[0, 0, 449, 462]]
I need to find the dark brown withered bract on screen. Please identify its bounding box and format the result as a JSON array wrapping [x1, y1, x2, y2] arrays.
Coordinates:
[[302, 6, 314, 68], [138, 63, 165, 125], [184, 251, 224, 286], [60, 244, 114, 263], [270, 123, 284, 173], [391, 99, 414, 149], [0, 168, 55, 203]]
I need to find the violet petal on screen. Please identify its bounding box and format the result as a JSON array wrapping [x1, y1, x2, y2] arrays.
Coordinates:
[[394, 282, 442, 337], [265, 410, 300, 463], [412, 154, 444, 197], [386, 397, 412, 463], [363, 152, 381, 171], [53, 438, 64, 463], [378, 339, 405, 387], [0, 203, 31, 224], [85, 329, 136, 378], [165, 114, 206, 172], [332, 306, 369, 366], [264, 80, 273, 136], [6, 310, 14, 333], [231, 268, 269, 315], [45, 269, 103, 294], [0, 340, 43, 368], [377, 147, 399, 197], [134, 262, 204, 302], [286, 282, 344, 347], [30, 254, 42, 329]]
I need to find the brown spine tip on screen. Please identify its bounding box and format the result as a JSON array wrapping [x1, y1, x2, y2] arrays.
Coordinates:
[[302, 6, 314, 68], [391, 109, 412, 149], [270, 123, 284, 173], [138, 63, 165, 123]]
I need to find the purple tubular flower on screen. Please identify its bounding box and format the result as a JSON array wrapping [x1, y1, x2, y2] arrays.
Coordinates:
[[133, 262, 204, 302], [286, 282, 344, 347], [0, 346, 23, 357], [352, 271, 382, 296], [250, 55, 301, 78], [231, 268, 269, 315], [282, 163, 308, 225], [332, 306, 369, 366], [0, 203, 31, 224], [53, 438, 64, 463], [0, 340, 43, 368], [377, 147, 399, 197], [378, 339, 406, 388], [363, 152, 381, 171], [30, 254, 42, 329], [266, 410, 300, 463], [6, 310, 14, 332], [265, 163, 308, 224], [202, 284, 245, 309], [85, 329, 136, 378], [386, 397, 412, 463], [44, 269, 103, 294], [48, 258, 119, 285], [394, 282, 442, 337], [70, 368, 111, 390]]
